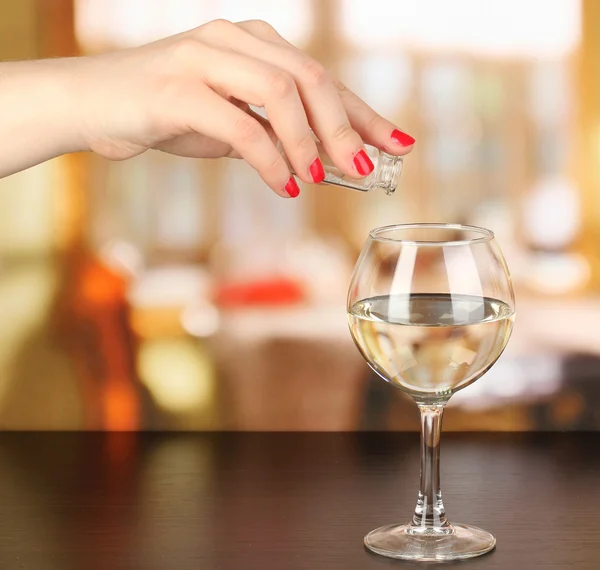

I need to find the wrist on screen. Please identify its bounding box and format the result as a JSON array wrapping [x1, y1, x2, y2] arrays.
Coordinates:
[[33, 58, 89, 154], [0, 59, 87, 160]]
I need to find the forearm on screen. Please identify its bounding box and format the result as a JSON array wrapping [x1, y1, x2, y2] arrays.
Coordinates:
[[0, 59, 84, 178]]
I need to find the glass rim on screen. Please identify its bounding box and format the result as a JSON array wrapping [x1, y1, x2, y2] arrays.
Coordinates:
[[368, 223, 495, 246]]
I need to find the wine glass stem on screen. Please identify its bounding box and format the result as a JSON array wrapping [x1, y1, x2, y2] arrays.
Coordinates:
[[412, 404, 449, 530]]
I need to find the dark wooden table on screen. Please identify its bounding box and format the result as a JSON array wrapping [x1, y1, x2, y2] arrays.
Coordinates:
[[0, 432, 596, 569]]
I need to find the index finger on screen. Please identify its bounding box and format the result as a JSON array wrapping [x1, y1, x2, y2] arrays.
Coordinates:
[[334, 80, 415, 156], [236, 20, 415, 156]]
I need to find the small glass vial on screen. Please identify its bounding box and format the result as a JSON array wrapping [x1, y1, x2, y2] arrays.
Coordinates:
[[280, 139, 403, 195]]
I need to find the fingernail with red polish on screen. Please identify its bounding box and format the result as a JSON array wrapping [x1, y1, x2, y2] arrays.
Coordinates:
[[309, 157, 325, 183], [353, 149, 374, 176], [284, 176, 300, 198], [391, 129, 416, 147]]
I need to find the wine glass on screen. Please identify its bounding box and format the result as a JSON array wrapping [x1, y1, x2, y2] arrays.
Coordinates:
[[347, 223, 515, 562]]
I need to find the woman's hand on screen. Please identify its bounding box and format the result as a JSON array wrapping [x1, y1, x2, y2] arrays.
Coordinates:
[[1, 19, 415, 197]]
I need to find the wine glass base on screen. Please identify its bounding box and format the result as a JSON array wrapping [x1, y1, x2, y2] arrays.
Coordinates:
[[364, 522, 496, 562]]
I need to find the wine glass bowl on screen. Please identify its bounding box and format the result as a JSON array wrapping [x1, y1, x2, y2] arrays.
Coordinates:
[[347, 224, 515, 562]]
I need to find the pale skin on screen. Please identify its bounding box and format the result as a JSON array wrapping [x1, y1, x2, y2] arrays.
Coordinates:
[[0, 19, 415, 198]]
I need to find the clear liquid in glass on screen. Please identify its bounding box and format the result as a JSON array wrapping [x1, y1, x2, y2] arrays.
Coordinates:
[[348, 293, 514, 401]]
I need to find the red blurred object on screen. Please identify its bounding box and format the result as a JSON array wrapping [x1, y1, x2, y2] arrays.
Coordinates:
[[215, 277, 305, 307]]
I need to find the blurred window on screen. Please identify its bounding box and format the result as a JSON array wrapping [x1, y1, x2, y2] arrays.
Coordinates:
[[75, 0, 582, 269]]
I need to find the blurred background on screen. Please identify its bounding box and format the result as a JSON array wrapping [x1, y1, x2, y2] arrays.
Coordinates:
[[0, 0, 598, 431]]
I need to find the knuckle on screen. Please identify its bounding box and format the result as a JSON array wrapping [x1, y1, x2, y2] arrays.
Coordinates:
[[297, 131, 315, 152], [300, 59, 328, 86], [265, 70, 295, 98], [170, 38, 203, 63], [333, 78, 349, 94], [233, 116, 264, 144], [198, 18, 234, 38], [267, 153, 286, 172], [243, 19, 278, 38], [364, 112, 382, 131], [331, 122, 355, 142], [207, 18, 233, 31]]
